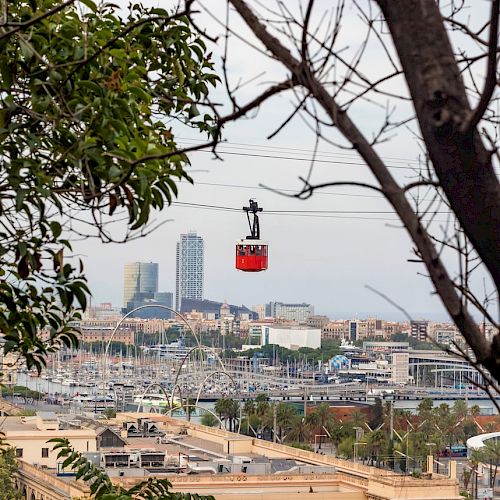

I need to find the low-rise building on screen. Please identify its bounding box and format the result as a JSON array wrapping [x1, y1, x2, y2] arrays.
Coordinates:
[[322, 320, 348, 340], [2, 412, 97, 468], [80, 326, 135, 345], [306, 315, 330, 328], [363, 341, 409, 353]]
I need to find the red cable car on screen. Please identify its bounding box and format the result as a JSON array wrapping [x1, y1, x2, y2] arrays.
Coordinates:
[[235, 199, 268, 272]]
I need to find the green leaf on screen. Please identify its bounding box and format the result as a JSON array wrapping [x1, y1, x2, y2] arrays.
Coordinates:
[[79, 0, 97, 12], [50, 221, 62, 239]]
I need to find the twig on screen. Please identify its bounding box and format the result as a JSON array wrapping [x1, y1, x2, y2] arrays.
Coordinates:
[[364, 285, 413, 322], [461, 0, 500, 133], [0, 0, 76, 40]]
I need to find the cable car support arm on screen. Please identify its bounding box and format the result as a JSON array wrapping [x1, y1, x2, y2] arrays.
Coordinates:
[[243, 199, 263, 240]]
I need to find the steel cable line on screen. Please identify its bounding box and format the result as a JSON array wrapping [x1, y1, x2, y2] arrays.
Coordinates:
[[182, 146, 422, 170], [171, 201, 453, 222], [182, 180, 383, 198], [178, 138, 500, 174], [178, 137, 423, 165]]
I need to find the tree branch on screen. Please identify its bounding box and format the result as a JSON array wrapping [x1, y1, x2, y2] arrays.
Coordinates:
[[229, 0, 494, 378], [461, 0, 500, 133], [113, 79, 296, 167], [0, 0, 75, 40]]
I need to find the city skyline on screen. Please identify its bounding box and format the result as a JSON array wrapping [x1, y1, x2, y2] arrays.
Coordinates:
[[72, 1, 494, 326], [92, 249, 463, 322]]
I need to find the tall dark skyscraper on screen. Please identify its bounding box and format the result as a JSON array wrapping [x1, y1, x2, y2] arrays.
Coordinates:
[[175, 231, 204, 311]]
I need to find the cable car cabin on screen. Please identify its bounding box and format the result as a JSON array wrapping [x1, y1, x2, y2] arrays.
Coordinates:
[[235, 239, 268, 272]]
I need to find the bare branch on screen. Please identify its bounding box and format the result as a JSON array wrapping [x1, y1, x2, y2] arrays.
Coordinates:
[[364, 284, 413, 322], [229, 0, 494, 377], [461, 0, 500, 133]]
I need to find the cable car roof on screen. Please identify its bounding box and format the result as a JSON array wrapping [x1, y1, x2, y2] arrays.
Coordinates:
[[236, 239, 268, 245]]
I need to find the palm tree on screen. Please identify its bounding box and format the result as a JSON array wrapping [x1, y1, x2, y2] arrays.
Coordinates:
[[214, 398, 229, 427], [243, 399, 255, 417], [327, 421, 345, 454], [184, 398, 196, 422], [417, 398, 434, 420], [286, 415, 311, 444], [276, 403, 299, 442], [313, 403, 333, 450], [214, 398, 240, 432], [256, 394, 270, 417], [470, 405, 481, 418], [226, 399, 240, 432], [367, 429, 386, 467], [348, 409, 367, 430], [468, 449, 483, 499], [452, 400, 468, 421], [483, 440, 500, 488]]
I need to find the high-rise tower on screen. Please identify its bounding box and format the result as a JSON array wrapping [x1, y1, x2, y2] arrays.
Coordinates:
[[175, 231, 204, 311], [123, 262, 158, 310]]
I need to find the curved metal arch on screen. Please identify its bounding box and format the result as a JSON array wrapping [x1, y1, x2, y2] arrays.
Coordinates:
[[169, 344, 226, 409], [168, 382, 184, 413], [104, 304, 200, 363], [195, 370, 242, 434], [101, 305, 200, 399], [194, 370, 238, 407], [135, 382, 175, 413]]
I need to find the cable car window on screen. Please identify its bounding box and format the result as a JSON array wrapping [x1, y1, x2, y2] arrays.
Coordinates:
[[263, 246, 267, 256], [249, 246, 255, 255], [238, 245, 245, 256]]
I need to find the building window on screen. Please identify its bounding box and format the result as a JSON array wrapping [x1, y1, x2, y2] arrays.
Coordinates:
[[42, 448, 49, 458], [15, 448, 23, 458]]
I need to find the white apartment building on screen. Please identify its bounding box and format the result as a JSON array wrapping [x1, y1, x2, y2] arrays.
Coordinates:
[[262, 326, 321, 350]]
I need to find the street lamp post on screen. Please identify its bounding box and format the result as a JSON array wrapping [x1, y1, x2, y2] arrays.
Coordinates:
[[314, 434, 328, 453]]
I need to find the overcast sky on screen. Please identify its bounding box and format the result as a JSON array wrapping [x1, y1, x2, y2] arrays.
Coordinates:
[[74, 1, 494, 321]]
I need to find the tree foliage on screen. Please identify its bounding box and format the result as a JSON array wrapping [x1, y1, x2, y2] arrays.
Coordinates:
[[0, 0, 217, 373], [0, 449, 21, 500], [200, 412, 219, 427]]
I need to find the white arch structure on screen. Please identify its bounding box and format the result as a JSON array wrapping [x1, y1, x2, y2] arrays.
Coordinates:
[[466, 431, 500, 451], [169, 344, 226, 409], [194, 369, 242, 433], [101, 305, 243, 433], [168, 347, 243, 433], [101, 304, 200, 399], [134, 382, 172, 413]]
